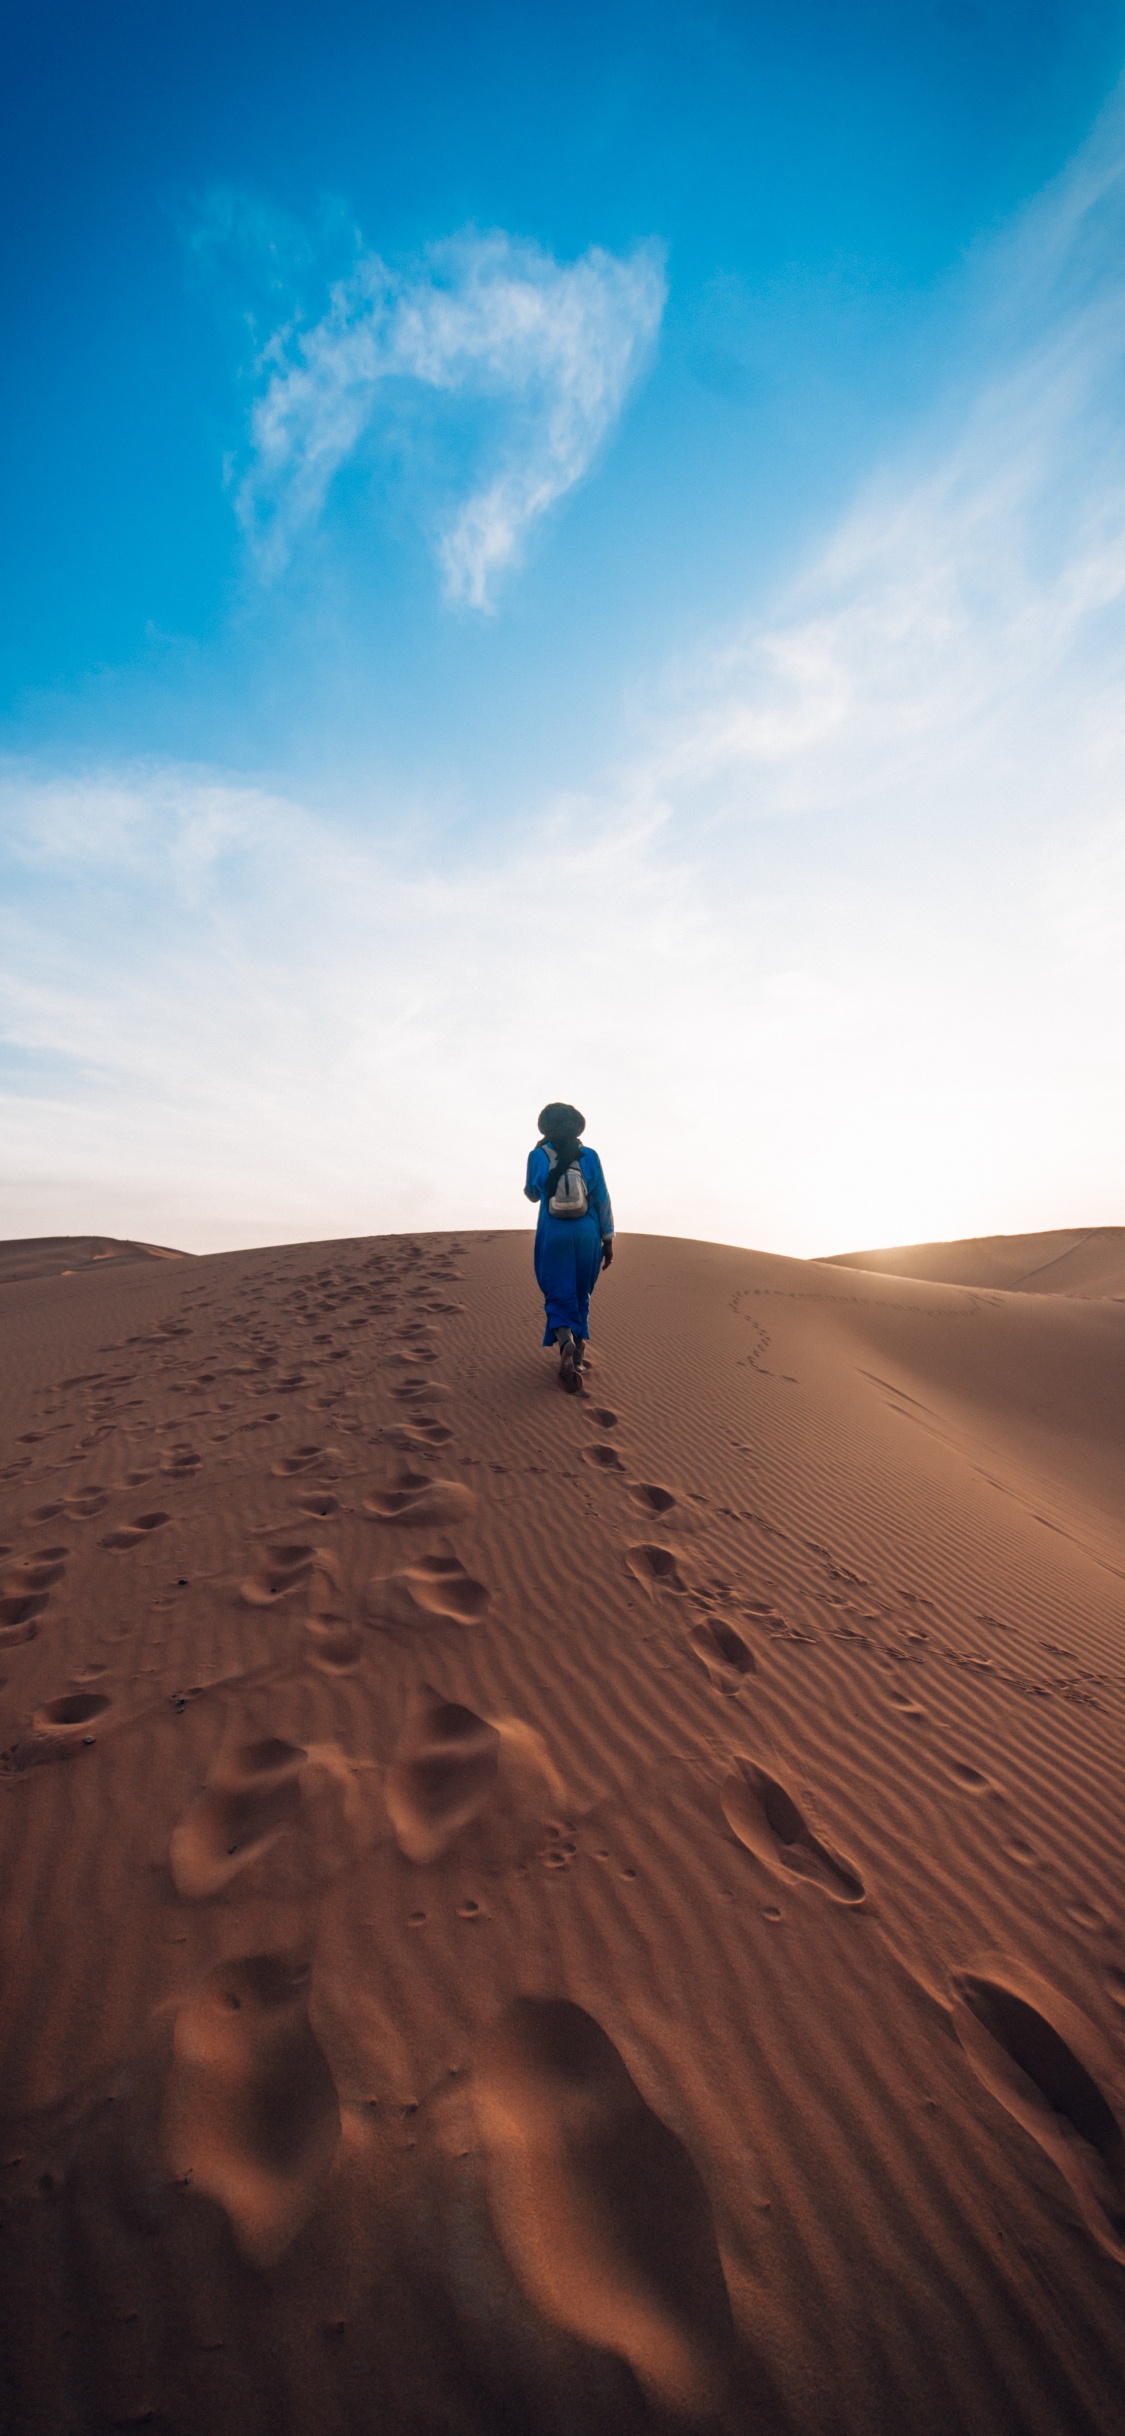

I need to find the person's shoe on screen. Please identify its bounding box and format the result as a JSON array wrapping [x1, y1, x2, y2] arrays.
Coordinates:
[[555, 1329, 577, 1389]]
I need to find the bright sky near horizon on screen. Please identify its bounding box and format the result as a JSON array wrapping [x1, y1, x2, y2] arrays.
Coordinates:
[[3, 0, 1125, 1257]]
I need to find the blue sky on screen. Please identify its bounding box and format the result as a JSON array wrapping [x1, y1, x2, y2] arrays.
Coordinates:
[[3, 0, 1125, 1252]]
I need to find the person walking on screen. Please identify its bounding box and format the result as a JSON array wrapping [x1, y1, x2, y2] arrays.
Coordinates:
[[524, 1102, 614, 1392]]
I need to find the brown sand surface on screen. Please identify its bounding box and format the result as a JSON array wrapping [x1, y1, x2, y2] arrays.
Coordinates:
[[825, 1225, 1125, 1300], [1, 1224, 1125, 2434]]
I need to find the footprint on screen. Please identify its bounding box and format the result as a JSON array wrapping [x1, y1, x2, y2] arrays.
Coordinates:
[[474, 1998, 735, 2420], [363, 1478, 477, 1526], [589, 1408, 618, 1429], [0, 1596, 46, 1646], [951, 1968, 1125, 2261], [299, 1557, 358, 1678], [583, 1445, 625, 1472], [366, 1555, 490, 1628], [950, 1762, 991, 1791], [721, 1758, 865, 1904], [241, 1543, 318, 1606], [390, 1380, 454, 1403], [34, 1691, 111, 1735], [293, 1492, 340, 1520], [385, 1421, 454, 1451], [687, 1618, 755, 1691], [630, 1485, 676, 1517], [305, 1625, 363, 1675], [4, 1547, 69, 1593], [271, 1445, 327, 1477], [161, 1955, 340, 2269], [169, 1734, 307, 1897], [162, 1447, 202, 1477], [385, 1686, 500, 1862], [304, 1553, 346, 1617], [625, 1544, 688, 1596], [101, 1511, 171, 1551]]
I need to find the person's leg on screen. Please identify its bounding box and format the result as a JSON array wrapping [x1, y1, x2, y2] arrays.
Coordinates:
[[554, 1325, 578, 1388], [536, 1223, 585, 1356], [566, 1260, 592, 1390], [569, 1218, 600, 1368]]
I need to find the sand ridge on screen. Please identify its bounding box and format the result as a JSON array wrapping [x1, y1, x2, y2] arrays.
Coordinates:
[[1, 1224, 1124, 2432], [824, 1224, 1125, 1300], [0, 1234, 189, 1286]]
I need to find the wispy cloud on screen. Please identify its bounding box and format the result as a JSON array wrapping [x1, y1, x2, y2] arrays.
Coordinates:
[[235, 228, 666, 606], [640, 91, 1125, 835]]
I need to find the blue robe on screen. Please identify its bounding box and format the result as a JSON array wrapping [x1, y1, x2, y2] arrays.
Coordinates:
[[524, 1144, 615, 1345]]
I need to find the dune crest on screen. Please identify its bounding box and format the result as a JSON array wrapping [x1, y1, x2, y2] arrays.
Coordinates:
[[823, 1224, 1125, 1300]]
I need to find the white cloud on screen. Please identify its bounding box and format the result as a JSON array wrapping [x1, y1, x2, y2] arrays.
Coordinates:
[[1, 731, 1122, 1258], [237, 228, 666, 606], [638, 93, 1125, 837]]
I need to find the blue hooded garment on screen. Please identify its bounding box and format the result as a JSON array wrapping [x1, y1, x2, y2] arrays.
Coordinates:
[[524, 1143, 614, 1345]]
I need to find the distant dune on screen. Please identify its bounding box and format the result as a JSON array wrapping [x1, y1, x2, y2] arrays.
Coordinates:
[[0, 1233, 189, 1286], [1, 1225, 1124, 2435], [824, 1223, 1125, 1299]]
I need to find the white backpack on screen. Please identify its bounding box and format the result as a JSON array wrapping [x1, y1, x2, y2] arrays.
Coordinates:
[[548, 1158, 589, 1218]]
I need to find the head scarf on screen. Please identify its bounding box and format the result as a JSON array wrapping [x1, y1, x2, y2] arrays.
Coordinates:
[[537, 1101, 586, 1178]]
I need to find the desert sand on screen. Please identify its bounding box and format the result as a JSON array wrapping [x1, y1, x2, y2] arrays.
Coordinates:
[[2, 1221, 1124, 2434], [825, 1225, 1125, 1301]]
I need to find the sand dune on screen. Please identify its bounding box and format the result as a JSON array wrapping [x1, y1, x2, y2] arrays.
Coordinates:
[[0, 1233, 189, 1286], [825, 1224, 1125, 1299], [1, 1223, 1124, 2433]]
